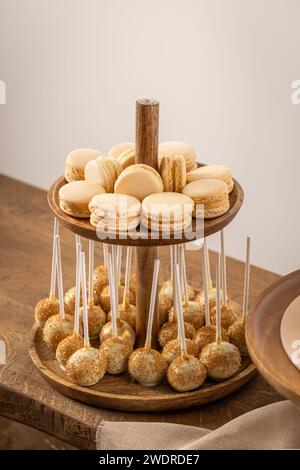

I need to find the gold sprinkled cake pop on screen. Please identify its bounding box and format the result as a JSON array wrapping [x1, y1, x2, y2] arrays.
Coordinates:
[[66, 251, 107, 386], [158, 321, 195, 348], [99, 252, 133, 374], [56, 240, 84, 369], [34, 218, 60, 327], [200, 253, 241, 381], [129, 260, 168, 387], [167, 261, 207, 392], [43, 234, 73, 350]]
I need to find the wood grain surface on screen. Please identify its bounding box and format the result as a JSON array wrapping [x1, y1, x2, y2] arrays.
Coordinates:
[[0, 174, 283, 449], [246, 270, 300, 406]]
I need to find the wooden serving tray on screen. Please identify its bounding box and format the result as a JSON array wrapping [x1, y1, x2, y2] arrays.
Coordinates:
[[29, 325, 256, 412], [246, 270, 300, 406], [48, 173, 244, 246]]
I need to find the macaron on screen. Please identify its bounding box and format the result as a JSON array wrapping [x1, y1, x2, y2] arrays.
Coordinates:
[[64, 149, 102, 182], [187, 165, 234, 193], [85, 155, 122, 192], [114, 164, 163, 202], [141, 192, 194, 232], [182, 179, 229, 219], [59, 181, 105, 218], [89, 193, 141, 232], [159, 141, 197, 172], [160, 155, 186, 192], [108, 143, 134, 159], [117, 147, 136, 170]]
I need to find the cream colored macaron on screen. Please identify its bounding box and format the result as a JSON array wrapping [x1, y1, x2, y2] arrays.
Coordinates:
[[85, 155, 121, 192], [64, 149, 102, 182], [141, 192, 194, 232], [59, 181, 105, 218], [89, 193, 141, 232], [182, 179, 229, 219], [160, 154, 186, 192], [159, 141, 197, 172], [187, 165, 234, 193], [114, 164, 163, 202], [108, 142, 134, 159]]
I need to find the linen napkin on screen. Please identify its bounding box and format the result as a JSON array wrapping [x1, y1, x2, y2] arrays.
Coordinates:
[[96, 400, 300, 450]]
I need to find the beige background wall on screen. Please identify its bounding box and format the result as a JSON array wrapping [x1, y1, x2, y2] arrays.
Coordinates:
[[1, 0, 300, 275]]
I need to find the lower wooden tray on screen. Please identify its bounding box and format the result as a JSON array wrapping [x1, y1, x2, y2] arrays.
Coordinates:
[[29, 325, 256, 412], [246, 270, 300, 406]]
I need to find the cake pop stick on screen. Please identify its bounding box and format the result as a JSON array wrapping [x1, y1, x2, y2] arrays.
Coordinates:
[[170, 246, 174, 283], [171, 245, 178, 318], [88, 240, 94, 306], [220, 230, 227, 306], [215, 252, 222, 342], [202, 242, 210, 326], [75, 234, 81, 245], [74, 242, 81, 336], [174, 264, 186, 354], [49, 218, 59, 300], [55, 234, 65, 320], [102, 243, 108, 268], [180, 245, 189, 306], [242, 237, 251, 316], [116, 245, 122, 285], [107, 252, 118, 337], [145, 259, 160, 349], [122, 246, 132, 307], [204, 239, 213, 291], [80, 251, 90, 348]]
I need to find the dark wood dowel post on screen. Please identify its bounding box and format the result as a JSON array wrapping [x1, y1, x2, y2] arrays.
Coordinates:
[[135, 99, 160, 348]]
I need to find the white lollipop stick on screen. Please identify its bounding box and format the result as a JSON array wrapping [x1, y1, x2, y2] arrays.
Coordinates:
[[180, 245, 189, 305], [215, 253, 222, 342], [88, 240, 94, 305], [174, 264, 186, 354], [145, 259, 160, 349], [103, 243, 108, 268], [242, 237, 251, 316], [49, 218, 59, 299], [202, 240, 210, 326], [75, 234, 81, 246], [74, 242, 81, 335], [204, 239, 213, 291], [220, 230, 227, 306], [111, 246, 119, 311], [170, 246, 174, 283], [107, 253, 118, 336], [123, 246, 132, 306], [55, 235, 65, 320], [116, 245, 122, 285], [171, 245, 178, 318], [80, 252, 90, 347]]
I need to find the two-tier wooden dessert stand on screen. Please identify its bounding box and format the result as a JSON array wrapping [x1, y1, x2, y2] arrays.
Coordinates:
[[29, 99, 255, 411]]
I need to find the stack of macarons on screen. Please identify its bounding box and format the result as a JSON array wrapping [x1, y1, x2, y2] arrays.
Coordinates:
[[141, 192, 194, 232], [59, 144, 235, 228], [89, 193, 141, 232]]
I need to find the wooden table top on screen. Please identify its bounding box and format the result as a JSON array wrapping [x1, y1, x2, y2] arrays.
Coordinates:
[[0, 174, 283, 450]]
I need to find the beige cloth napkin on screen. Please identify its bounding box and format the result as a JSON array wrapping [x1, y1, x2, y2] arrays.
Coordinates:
[[96, 401, 300, 450]]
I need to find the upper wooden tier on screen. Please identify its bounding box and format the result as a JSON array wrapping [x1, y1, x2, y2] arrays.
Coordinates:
[[47, 172, 244, 246]]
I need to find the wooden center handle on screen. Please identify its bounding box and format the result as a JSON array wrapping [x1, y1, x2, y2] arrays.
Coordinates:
[[135, 99, 159, 170], [135, 98, 160, 348]]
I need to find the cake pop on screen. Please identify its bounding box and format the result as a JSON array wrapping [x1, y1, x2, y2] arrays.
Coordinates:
[[100, 246, 136, 347], [129, 259, 168, 386], [56, 241, 84, 369], [107, 247, 136, 330], [35, 218, 60, 327], [194, 238, 229, 351], [78, 240, 106, 339], [43, 235, 73, 350], [200, 253, 241, 381], [167, 264, 207, 392], [162, 338, 198, 365], [158, 321, 195, 348], [228, 237, 251, 355], [99, 252, 133, 374], [66, 251, 107, 386], [210, 231, 242, 329]]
